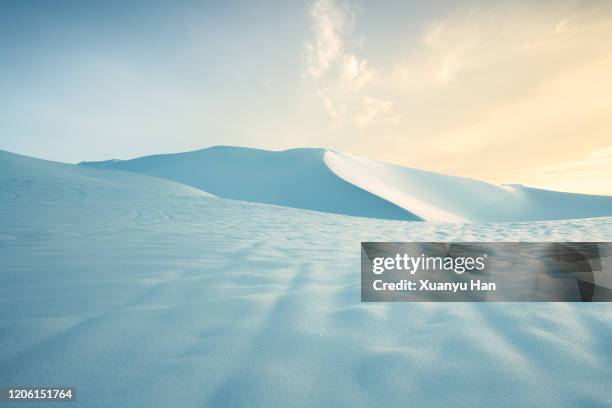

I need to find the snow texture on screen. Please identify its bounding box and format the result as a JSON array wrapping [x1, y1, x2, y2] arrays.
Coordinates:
[[1, 149, 612, 407]]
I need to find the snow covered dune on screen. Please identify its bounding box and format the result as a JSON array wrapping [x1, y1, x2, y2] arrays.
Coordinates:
[[0, 149, 214, 199], [2, 149, 612, 407], [81, 146, 612, 222], [325, 150, 612, 222], [80, 146, 419, 221]]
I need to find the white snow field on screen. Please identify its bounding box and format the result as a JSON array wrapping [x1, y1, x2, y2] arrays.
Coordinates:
[[1, 149, 612, 408], [80, 146, 612, 222]]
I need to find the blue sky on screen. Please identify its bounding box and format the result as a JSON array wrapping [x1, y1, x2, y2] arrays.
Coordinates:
[[2, 0, 611, 193], [1, 1, 314, 160]]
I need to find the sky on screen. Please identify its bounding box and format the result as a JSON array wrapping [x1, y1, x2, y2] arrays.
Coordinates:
[[1, 0, 611, 194]]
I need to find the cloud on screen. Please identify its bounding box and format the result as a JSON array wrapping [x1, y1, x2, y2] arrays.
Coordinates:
[[304, 0, 346, 81], [336, 1, 612, 194], [517, 146, 612, 194], [304, 0, 393, 129], [526, 147, 612, 174]]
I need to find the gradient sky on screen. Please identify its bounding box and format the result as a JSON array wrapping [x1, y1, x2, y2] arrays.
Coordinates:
[[2, 0, 611, 194]]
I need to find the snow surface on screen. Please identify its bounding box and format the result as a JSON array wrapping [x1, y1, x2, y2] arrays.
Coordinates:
[[80, 146, 419, 221], [81, 146, 612, 222], [2, 149, 612, 407], [325, 150, 612, 222]]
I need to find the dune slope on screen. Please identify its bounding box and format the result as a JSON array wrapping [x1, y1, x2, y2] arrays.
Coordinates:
[[81, 146, 419, 221], [324, 150, 612, 222], [81, 146, 612, 222], [2, 150, 612, 407]]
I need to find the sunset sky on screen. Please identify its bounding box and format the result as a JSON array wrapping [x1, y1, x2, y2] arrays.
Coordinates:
[[2, 0, 611, 194]]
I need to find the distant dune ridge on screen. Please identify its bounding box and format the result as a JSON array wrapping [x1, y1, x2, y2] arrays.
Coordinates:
[[79, 145, 612, 222], [83, 147, 417, 221]]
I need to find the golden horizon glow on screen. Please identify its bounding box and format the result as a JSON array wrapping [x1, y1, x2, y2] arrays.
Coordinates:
[[306, 0, 612, 195]]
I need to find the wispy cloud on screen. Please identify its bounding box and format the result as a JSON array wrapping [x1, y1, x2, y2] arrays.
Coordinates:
[[304, 0, 349, 81], [337, 1, 612, 194], [525, 147, 612, 173], [304, 0, 395, 129], [519, 147, 612, 194]]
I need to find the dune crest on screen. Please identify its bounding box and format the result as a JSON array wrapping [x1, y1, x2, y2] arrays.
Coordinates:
[[79, 146, 612, 222]]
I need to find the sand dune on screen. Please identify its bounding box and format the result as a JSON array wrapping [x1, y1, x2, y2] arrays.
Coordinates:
[[1, 150, 612, 407], [81, 146, 612, 222], [80, 146, 419, 221]]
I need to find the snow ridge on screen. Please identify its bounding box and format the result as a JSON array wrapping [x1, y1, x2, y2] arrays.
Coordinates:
[[80, 146, 612, 222]]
